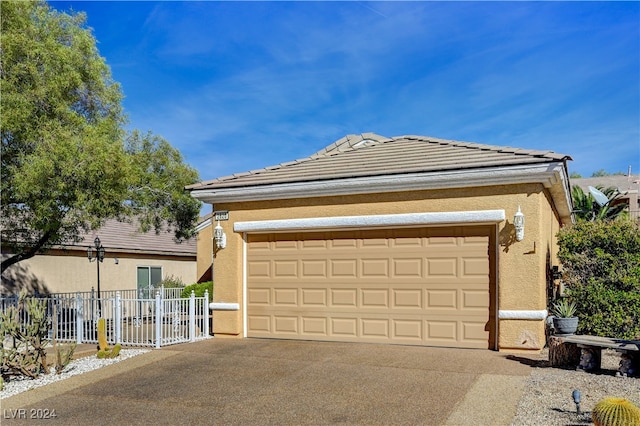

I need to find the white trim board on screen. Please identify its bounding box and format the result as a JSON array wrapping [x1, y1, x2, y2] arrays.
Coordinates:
[[234, 210, 505, 233], [498, 310, 548, 320]]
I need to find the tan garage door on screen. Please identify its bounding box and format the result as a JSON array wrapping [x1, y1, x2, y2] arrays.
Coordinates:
[[246, 226, 495, 349]]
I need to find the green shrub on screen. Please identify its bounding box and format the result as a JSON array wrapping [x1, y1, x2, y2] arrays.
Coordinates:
[[181, 281, 213, 302], [158, 275, 185, 288], [557, 220, 640, 339]]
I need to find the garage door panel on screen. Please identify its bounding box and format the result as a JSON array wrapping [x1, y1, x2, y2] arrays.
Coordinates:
[[330, 238, 358, 249], [427, 258, 457, 276], [330, 259, 358, 277], [462, 258, 489, 276], [361, 318, 390, 338], [274, 240, 297, 250], [301, 239, 327, 249], [274, 260, 297, 277], [248, 288, 271, 305], [247, 315, 271, 333], [361, 259, 389, 277], [331, 317, 358, 336], [426, 290, 457, 309], [427, 320, 458, 341], [392, 289, 423, 308], [301, 289, 327, 306], [462, 321, 489, 343], [462, 290, 490, 309], [247, 226, 494, 349], [248, 261, 270, 278], [361, 289, 389, 307], [331, 289, 358, 306], [302, 317, 328, 335], [273, 288, 297, 305], [274, 316, 298, 334], [392, 258, 423, 277], [392, 319, 423, 340], [301, 260, 327, 277]]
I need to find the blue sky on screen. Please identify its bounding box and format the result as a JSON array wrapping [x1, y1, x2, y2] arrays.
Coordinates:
[[51, 1, 639, 182]]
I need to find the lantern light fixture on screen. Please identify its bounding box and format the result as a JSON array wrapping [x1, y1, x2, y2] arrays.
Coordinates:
[[514, 206, 525, 241], [214, 221, 226, 249]]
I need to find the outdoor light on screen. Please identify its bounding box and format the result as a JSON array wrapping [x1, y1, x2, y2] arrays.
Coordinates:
[[214, 222, 227, 249], [87, 236, 105, 316], [572, 389, 581, 416], [514, 205, 525, 241]]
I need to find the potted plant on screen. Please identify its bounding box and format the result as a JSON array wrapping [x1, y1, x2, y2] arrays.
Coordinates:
[[552, 298, 579, 335]]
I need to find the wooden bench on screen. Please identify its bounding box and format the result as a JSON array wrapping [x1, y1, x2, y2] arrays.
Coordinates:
[[549, 335, 640, 377]]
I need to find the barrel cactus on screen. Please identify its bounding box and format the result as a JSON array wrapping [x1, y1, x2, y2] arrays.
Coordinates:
[[592, 397, 640, 426]]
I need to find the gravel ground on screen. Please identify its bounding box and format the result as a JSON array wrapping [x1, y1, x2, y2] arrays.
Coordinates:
[[512, 349, 640, 425], [0, 349, 149, 399]]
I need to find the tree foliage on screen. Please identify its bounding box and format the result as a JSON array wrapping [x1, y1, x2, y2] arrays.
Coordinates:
[[590, 169, 626, 177], [571, 186, 628, 222], [1, 1, 201, 274], [557, 221, 640, 339]]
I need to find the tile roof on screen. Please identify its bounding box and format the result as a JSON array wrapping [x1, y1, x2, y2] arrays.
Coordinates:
[[62, 219, 196, 257], [187, 133, 571, 191]]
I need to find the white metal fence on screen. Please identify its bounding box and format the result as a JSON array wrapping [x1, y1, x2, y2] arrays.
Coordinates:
[[45, 285, 184, 301], [1, 291, 209, 348]]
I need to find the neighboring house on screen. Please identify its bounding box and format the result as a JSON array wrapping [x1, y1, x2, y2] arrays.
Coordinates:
[[571, 174, 640, 221], [187, 133, 573, 352], [1, 219, 197, 297], [195, 213, 214, 283]]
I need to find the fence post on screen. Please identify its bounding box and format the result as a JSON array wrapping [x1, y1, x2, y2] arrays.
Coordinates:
[[76, 292, 83, 345], [203, 290, 209, 337], [155, 291, 162, 348], [189, 290, 196, 342], [115, 291, 122, 344]]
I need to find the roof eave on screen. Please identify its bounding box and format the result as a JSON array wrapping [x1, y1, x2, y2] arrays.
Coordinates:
[[191, 162, 573, 224]]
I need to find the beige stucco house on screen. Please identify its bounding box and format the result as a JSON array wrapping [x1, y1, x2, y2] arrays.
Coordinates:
[[1, 219, 197, 297], [188, 133, 573, 351]]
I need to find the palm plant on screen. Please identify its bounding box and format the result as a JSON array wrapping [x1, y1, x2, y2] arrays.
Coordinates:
[[572, 186, 628, 222]]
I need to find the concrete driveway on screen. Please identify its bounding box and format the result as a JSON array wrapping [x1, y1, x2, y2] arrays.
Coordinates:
[[2, 338, 533, 425]]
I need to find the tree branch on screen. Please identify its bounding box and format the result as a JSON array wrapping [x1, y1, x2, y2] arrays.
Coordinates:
[[1, 230, 54, 274]]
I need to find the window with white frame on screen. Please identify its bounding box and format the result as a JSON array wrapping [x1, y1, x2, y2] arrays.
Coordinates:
[[137, 266, 162, 298]]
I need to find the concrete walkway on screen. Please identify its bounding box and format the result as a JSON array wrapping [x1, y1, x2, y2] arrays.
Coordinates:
[[2, 339, 533, 425]]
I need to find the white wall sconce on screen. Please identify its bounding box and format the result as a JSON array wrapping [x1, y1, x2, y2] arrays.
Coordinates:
[[214, 221, 227, 249], [514, 205, 525, 241]]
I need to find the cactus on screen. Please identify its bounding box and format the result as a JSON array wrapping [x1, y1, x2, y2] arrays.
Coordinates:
[[111, 343, 122, 357], [97, 318, 108, 351], [592, 397, 640, 426], [95, 318, 121, 359]]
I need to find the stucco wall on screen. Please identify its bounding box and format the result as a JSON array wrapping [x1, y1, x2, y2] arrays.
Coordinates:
[[1, 250, 197, 295], [196, 224, 213, 283], [209, 183, 561, 351], [495, 187, 562, 350]]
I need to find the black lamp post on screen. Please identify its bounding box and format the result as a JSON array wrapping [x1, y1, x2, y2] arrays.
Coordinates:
[[87, 236, 105, 316]]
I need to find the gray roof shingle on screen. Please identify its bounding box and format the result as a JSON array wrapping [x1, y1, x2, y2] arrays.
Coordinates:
[[63, 219, 196, 256]]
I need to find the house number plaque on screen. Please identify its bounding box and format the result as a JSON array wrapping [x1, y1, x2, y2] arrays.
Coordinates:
[[214, 210, 229, 221]]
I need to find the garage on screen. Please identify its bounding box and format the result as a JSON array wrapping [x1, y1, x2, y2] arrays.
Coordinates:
[[189, 133, 573, 351], [246, 225, 495, 349]]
